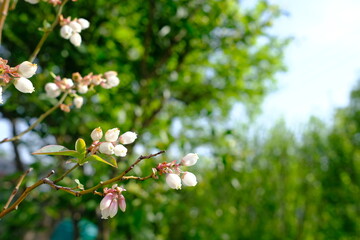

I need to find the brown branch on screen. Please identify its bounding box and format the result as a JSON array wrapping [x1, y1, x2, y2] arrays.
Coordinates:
[[0, 0, 10, 44], [0, 91, 69, 144], [0, 151, 165, 219], [28, 0, 69, 62], [2, 168, 33, 210]]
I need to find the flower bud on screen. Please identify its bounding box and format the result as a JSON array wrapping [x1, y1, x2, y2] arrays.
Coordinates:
[[100, 193, 114, 211], [114, 144, 127, 157], [99, 142, 115, 155], [14, 77, 35, 93], [0, 86, 3, 104], [181, 153, 199, 166], [60, 25, 73, 39], [77, 84, 88, 94], [25, 0, 39, 4], [70, 33, 82, 47], [119, 131, 137, 145], [77, 18, 90, 30], [91, 127, 103, 141], [69, 21, 82, 33], [182, 172, 197, 186], [64, 78, 74, 88], [166, 173, 182, 190], [45, 82, 61, 98], [119, 195, 126, 212], [105, 128, 120, 142], [18, 61, 37, 78], [73, 96, 83, 108]]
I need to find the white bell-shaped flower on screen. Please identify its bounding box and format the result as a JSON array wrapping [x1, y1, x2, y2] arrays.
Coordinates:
[[91, 127, 103, 141], [69, 21, 82, 33], [18, 61, 37, 78], [77, 84, 88, 94], [70, 33, 82, 47], [73, 96, 83, 108], [99, 142, 115, 155], [114, 144, 127, 157], [60, 25, 73, 39], [77, 18, 90, 30], [182, 172, 197, 186], [181, 153, 199, 166], [45, 82, 61, 98], [166, 173, 182, 190], [105, 128, 120, 142], [14, 77, 35, 93], [119, 131, 137, 145]]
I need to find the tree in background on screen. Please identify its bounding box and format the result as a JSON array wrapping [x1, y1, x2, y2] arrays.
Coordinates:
[[0, 0, 288, 239]]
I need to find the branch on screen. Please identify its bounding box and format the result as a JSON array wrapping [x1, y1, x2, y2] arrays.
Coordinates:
[[0, 0, 10, 44], [53, 163, 80, 184], [0, 91, 69, 144], [28, 0, 69, 62], [0, 151, 165, 218], [2, 168, 33, 210]]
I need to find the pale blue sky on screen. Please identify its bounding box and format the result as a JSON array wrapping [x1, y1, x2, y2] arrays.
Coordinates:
[[258, 0, 360, 127]]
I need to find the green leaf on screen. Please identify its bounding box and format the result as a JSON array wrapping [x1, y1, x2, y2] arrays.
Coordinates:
[[32, 145, 80, 157], [85, 154, 118, 168], [75, 138, 87, 164]]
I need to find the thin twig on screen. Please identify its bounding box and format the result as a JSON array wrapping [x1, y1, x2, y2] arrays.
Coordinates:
[[2, 168, 33, 210], [0, 92, 68, 144], [0, 151, 165, 218], [0, 0, 10, 44], [28, 0, 69, 62]]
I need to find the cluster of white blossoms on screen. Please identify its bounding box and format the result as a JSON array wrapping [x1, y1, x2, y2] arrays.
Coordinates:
[[0, 59, 38, 104], [100, 185, 126, 219], [44, 71, 120, 109], [156, 153, 199, 190], [89, 127, 137, 157], [60, 16, 90, 47]]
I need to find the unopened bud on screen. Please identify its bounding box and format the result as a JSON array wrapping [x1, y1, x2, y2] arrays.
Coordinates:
[[166, 173, 182, 190], [182, 172, 197, 187], [181, 153, 199, 166], [70, 33, 82, 47], [119, 131, 137, 145], [91, 127, 103, 141], [99, 142, 115, 155], [14, 77, 35, 93], [77, 84, 88, 94], [105, 128, 120, 142], [18, 61, 37, 78], [45, 82, 61, 98], [60, 25, 73, 39], [69, 21, 82, 33], [73, 96, 83, 108], [77, 18, 90, 30], [114, 144, 127, 157]]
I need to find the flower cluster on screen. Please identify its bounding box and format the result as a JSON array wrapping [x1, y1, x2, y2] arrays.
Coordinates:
[[89, 127, 137, 157], [0, 58, 38, 104], [100, 185, 126, 219], [59, 15, 90, 47], [157, 153, 199, 190], [45, 71, 120, 109]]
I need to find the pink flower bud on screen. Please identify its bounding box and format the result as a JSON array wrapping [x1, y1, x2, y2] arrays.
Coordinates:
[[14, 77, 35, 93], [73, 96, 83, 108], [70, 33, 82, 47], [105, 128, 120, 142], [69, 21, 82, 33], [100, 193, 114, 210], [166, 173, 182, 190], [119, 195, 126, 212], [99, 142, 115, 155], [119, 131, 137, 145], [91, 127, 103, 141], [182, 172, 197, 186], [77, 18, 90, 30], [60, 25, 73, 39], [45, 82, 61, 98], [114, 144, 127, 157], [181, 153, 199, 166], [18, 61, 37, 78], [108, 198, 118, 218]]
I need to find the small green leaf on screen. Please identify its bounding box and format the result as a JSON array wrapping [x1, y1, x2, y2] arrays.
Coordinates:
[[85, 154, 118, 168], [75, 138, 87, 164], [32, 145, 79, 157], [74, 179, 84, 190]]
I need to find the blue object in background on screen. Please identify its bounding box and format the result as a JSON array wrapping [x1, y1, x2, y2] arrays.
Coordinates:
[[51, 218, 98, 240]]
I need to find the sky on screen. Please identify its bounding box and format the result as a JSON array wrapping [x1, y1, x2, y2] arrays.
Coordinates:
[[256, 0, 360, 127]]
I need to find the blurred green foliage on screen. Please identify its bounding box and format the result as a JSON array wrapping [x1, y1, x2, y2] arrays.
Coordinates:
[[1, 0, 358, 239]]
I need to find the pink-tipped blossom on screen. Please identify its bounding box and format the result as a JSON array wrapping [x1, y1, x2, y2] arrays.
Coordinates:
[[100, 185, 126, 219]]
